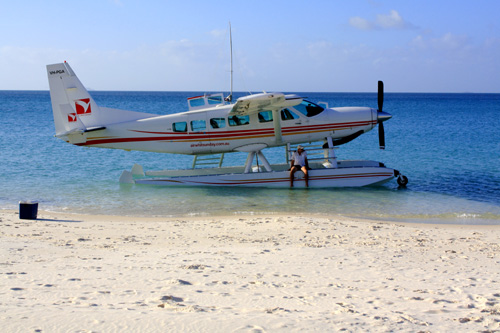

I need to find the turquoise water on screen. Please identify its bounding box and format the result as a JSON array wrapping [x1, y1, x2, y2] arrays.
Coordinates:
[[1, 90, 499, 224]]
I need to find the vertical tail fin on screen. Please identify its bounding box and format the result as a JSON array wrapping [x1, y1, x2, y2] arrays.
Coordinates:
[[47, 62, 102, 137]]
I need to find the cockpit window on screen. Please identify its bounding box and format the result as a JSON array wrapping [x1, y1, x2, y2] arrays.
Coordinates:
[[281, 108, 299, 121], [293, 100, 325, 117], [210, 117, 226, 129], [228, 115, 250, 126], [258, 111, 273, 123]]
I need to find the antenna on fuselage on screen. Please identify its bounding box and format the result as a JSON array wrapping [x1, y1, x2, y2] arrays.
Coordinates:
[[225, 22, 233, 103]]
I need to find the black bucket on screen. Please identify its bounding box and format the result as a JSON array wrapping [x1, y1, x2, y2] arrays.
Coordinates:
[[19, 201, 38, 220]]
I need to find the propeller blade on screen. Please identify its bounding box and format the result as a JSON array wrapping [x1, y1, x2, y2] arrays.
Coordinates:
[[378, 121, 385, 150], [377, 80, 386, 149], [378, 80, 384, 112]]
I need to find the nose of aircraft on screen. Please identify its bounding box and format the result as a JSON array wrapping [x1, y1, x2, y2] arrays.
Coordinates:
[[377, 110, 392, 122]]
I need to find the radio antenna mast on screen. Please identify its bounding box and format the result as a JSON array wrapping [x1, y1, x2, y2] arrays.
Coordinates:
[[226, 22, 233, 103]]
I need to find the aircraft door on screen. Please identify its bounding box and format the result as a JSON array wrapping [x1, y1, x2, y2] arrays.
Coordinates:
[[280, 108, 311, 143], [302, 116, 312, 142]]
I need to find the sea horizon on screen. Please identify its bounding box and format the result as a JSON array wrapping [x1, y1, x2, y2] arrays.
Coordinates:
[[2, 89, 499, 94]]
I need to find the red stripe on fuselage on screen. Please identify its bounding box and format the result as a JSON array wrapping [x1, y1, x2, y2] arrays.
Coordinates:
[[78, 120, 376, 146]]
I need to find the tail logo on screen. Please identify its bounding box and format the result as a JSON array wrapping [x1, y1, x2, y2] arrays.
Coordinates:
[[75, 98, 92, 115], [68, 113, 77, 122]]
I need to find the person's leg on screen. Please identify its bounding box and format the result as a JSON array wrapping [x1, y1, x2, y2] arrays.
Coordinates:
[[301, 166, 309, 187], [289, 166, 297, 187]]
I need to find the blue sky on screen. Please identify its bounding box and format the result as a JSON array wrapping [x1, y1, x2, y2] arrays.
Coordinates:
[[1, 0, 499, 92]]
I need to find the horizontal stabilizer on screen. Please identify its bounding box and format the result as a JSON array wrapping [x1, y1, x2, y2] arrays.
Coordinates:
[[84, 126, 106, 133]]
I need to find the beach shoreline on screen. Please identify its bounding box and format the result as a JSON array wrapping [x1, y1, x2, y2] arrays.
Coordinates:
[[1, 209, 500, 331]]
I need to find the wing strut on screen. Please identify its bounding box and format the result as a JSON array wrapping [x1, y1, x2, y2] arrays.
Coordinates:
[[244, 151, 272, 173], [272, 109, 282, 145]]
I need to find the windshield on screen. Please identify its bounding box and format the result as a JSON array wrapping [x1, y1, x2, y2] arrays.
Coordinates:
[[292, 100, 325, 117]]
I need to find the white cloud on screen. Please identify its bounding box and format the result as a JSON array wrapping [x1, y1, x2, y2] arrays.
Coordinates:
[[411, 33, 471, 54], [349, 10, 416, 31], [434, 33, 470, 51], [410, 35, 426, 49], [349, 17, 373, 31], [210, 29, 227, 39], [376, 10, 406, 29]]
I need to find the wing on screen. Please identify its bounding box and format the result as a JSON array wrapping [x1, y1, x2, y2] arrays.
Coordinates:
[[229, 93, 303, 116]]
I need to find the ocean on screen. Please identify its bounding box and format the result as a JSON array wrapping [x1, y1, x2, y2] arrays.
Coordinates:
[[1, 90, 499, 224]]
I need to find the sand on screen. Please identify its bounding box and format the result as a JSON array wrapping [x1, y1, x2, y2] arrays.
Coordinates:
[[1, 210, 500, 332]]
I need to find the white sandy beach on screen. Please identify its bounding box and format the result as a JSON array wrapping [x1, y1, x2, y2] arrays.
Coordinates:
[[1, 210, 500, 332]]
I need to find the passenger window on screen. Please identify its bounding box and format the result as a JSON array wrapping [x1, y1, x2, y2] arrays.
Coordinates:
[[281, 108, 300, 121], [210, 118, 226, 129], [258, 111, 273, 123], [190, 119, 206, 132], [173, 121, 187, 132], [228, 115, 250, 126], [293, 100, 325, 117]]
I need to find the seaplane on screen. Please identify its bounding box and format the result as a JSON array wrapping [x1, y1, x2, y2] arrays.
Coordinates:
[[46, 61, 408, 188]]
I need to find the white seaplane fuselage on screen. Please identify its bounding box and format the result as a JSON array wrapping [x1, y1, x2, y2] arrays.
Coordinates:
[[47, 62, 403, 188], [66, 95, 379, 155]]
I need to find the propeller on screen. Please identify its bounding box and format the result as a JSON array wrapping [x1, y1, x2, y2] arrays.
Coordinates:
[[377, 80, 392, 150]]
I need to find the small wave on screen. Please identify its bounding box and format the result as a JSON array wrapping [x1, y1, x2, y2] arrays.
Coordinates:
[[362, 211, 500, 225]]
